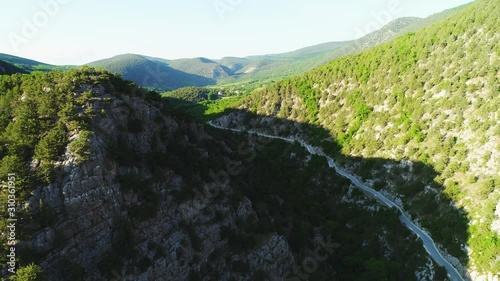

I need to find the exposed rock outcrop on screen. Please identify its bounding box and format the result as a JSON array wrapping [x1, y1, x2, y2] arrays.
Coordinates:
[[22, 83, 295, 280]]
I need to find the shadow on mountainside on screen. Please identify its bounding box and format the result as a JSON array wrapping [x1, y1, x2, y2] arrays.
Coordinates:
[[120, 63, 217, 90], [0, 68, 475, 280], [8, 91, 470, 280], [207, 108, 471, 279]]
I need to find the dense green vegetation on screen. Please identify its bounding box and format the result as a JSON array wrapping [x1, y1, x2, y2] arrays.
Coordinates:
[[201, 127, 446, 280], [162, 85, 259, 121], [0, 54, 73, 73], [167, 57, 232, 80], [9, 263, 46, 281], [0, 4, 466, 93], [394, 3, 470, 37], [230, 0, 500, 274], [0, 68, 444, 279], [217, 8, 466, 86], [0, 60, 27, 75], [0, 69, 103, 197], [84, 7, 466, 91], [0, 1, 490, 278], [87, 54, 216, 90], [163, 87, 220, 103]]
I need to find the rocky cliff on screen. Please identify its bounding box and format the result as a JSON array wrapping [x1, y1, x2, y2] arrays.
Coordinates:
[[16, 78, 295, 280], [1, 69, 442, 280]]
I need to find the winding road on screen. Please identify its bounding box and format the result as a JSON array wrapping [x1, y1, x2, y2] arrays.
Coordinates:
[[208, 122, 465, 281]]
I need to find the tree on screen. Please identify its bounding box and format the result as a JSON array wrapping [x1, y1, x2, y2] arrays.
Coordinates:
[[68, 130, 92, 162], [10, 263, 46, 281], [207, 92, 217, 100], [34, 124, 67, 161]]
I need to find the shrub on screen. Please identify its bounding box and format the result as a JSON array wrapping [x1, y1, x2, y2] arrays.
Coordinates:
[[34, 124, 68, 162], [116, 173, 143, 192], [113, 217, 136, 258], [253, 270, 269, 281], [10, 263, 46, 281], [373, 180, 384, 191], [38, 199, 57, 227], [69, 130, 92, 161], [478, 179, 495, 199]]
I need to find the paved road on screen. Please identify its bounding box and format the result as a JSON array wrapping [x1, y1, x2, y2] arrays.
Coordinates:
[[207, 122, 465, 281]]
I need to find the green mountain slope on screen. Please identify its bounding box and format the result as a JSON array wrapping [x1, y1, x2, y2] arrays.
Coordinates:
[[217, 4, 470, 85], [167, 57, 233, 80], [277, 41, 353, 58], [159, 8, 470, 122], [0, 60, 27, 75], [395, 3, 471, 36], [218, 0, 500, 277], [86, 15, 436, 90], [216, 18, 420, 85], [0, 53, 73, 72], [217, 56, 252, 73], [326, 17, 421, 62], [0, 68, 447, 280], [2, 4, 466, 91], [87, 54, 216, 90]]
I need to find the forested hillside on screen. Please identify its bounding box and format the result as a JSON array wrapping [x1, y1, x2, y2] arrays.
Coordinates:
[[0, 60, 26, 75], [0, 69, 446, 280], [0, 4, 466, 93], [0, 54, 72, 73], [87, 54, 217, 90], [219, 0, 500, 277], [393, 3, 470, 37], [87, 10, 462, 91]]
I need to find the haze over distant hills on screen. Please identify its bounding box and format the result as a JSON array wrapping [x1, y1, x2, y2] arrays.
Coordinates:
[[0, 4, 468, 90], [84, 15, 442, 89]]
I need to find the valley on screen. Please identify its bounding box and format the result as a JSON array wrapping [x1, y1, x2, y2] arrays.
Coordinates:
[[0, 69, 450, 280], [209, 0, 499, 278], [207, 121, 465, 280], [0, 3, 468, 92], [0, 0, 498, 280]]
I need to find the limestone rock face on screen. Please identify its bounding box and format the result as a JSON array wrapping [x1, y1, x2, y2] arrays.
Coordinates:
[[247, 235, 294, 279], [25, 85, 295, 281]]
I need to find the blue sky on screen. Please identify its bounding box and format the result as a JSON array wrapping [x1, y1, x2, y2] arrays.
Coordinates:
[[0, 0, 474, 65]]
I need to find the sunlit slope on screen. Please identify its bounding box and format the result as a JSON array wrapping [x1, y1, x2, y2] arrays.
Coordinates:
[[235, 0, 499, 275]]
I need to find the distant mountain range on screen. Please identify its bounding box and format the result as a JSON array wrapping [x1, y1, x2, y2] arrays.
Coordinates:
[[0, 4, 468, 90], [87, 54, 218, 89]]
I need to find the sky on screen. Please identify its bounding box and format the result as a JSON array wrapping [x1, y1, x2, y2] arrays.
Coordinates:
[[0, 0, 474, 65]]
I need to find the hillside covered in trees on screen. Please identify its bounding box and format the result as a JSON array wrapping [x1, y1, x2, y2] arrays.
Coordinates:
[[218, 0, 499, 278], [0, 54, 72, 73], [0, 0, 496, 280], [86, 7, 467, 92], [0, 69, 450, 280], [0, 60, 26, 75]]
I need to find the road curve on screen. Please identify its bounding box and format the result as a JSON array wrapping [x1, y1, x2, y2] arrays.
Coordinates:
[[207, 122, 465, 281]]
